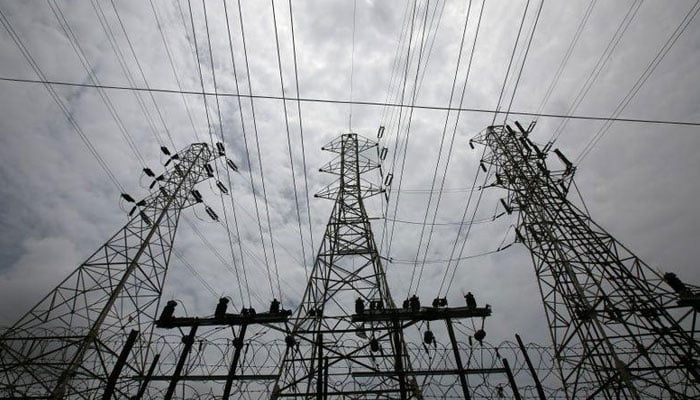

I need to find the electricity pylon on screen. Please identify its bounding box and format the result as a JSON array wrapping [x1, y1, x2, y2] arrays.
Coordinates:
[[0, 142, 225, 399], [471, 123, 700, 399], [272, 133, 420, 399]]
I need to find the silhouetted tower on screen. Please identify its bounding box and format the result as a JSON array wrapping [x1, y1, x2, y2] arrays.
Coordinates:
[[272, 133, 419, 399], [0, 143, 225, 399], [471, 124, 700, 399]]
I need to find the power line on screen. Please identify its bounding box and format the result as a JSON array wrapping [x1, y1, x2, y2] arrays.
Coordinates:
[[414, 0, 449, 105], [378, 0, 420, 257], [201, 0, 248, 308], [270, 0, 309, 287], [503, 0, 545, 122], [387, 215, 494, 226], [415, 0, 486, 285], [220, 0, 270, 307], [148, 0, 203, 142], [409, 0, 474, 295], [236, 0, 283, 302], [438, 1, 534, 296], [550, 0, 643, 141], [379, 0, 446, 140], [108, 0, 178, 148], [186, 0, 217, 148], [4, 76, 696, 128], [389, 248, 500, 265], [0, 6, 126, 194], [576, 0, 700, 163], [439, 156, 491, 296], [49, 0, 149, 168], [535, 0, 597, 116], [90, 0, 166, 151], [172, 248, 219, 298], [349, 0, 357, 130], [378, 0, 413, 127], [287, 0, 316, 265], [183, 215, 267, 306], [491, 0, 530, 126], [417, 0, 486, 295], [386, 0, 434, 266], [398, 187, 479, 194]]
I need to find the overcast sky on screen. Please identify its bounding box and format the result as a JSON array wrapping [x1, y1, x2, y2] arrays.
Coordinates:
[[0, 0, 699, 351]]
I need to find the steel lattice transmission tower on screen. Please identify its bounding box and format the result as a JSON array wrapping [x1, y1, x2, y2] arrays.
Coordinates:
[[472, 124, 700, 399], [272, 133, 420, 399], [0, 142, 224, 399]]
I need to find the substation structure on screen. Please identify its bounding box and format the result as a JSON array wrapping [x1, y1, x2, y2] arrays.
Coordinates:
[[0, 126, 697, 399], [0, 134, 539, 399]]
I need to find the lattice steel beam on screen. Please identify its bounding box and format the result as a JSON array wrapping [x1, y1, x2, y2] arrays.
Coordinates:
[[272, 133, 420, 399], [472, 124, 700, 399], [0, 143, 222, 399]]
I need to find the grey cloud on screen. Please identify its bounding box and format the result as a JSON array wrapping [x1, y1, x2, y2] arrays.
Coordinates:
[[0, 0, 698, 350]]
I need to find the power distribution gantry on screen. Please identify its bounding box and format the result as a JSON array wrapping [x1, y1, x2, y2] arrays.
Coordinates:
[[471, 123, 700, 399], [0, 143, 227, 399], [0, 135, 535, 399]]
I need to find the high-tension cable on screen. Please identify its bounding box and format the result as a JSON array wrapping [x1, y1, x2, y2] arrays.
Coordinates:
[[2, 76, 699, 128], [287, 0, 317, 262], [236, 0, 284, 303], [201, 0, 250, 307], [408, 0, 474, 295], [270, 0, 310, 285]]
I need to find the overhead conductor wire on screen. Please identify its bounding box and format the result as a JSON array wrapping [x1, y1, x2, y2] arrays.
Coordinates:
[[201, 0, 251, 306], [384, 0, 432, 260], [90, 0, 169, 151], [154, 0, 256, 301], [221, 0, 285, 306], [92, 2, 217, 298], [66, 2, 227, 300], [271, 0, 309, 284], [5, 4, 223, 301], [108, 0, 178, 148], [0, 6, 125, 192], [576, 0, 700, 163], [409, 0, 476, 294], [288, 0, 317, 262], [535, 0, 597, 117], [440, 0, 533, 295], [237, 0, 284, 301], [349, 0, 357, 130], [48, 0, 149, 167], [378, 0, 419, 256], [416, 0, 486, 282], [549, 0, 643, 142], [4, 76, 699, 128], [148, 0, 203, 142], [378, 1, 413, 129], [188, 0, 247, 306], [381, 1, 445, 214], [504, 0, 545, 122]]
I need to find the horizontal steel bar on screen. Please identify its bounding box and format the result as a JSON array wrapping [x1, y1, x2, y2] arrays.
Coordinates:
[[351, 368, 507, 377], [351, 306, 491, 323], [156, 311, 291, 328], [131, 374, 279, 381]]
